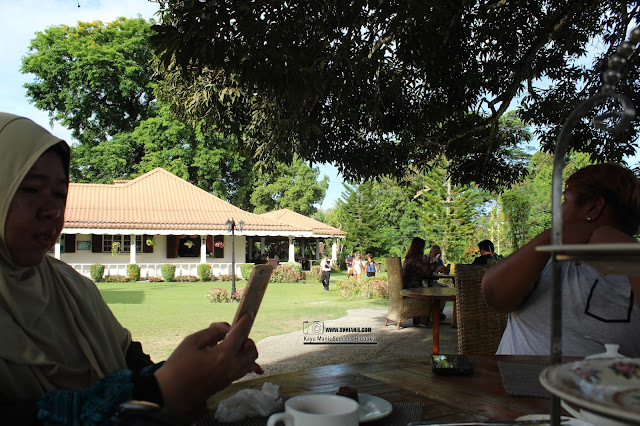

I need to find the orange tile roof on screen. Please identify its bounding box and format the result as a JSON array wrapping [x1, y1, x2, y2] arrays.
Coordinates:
[[64, 168, 312, 233], [259, 209, 346, 236]]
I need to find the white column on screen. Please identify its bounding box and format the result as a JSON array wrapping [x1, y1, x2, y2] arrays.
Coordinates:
[[54, 235, 62, 260], [260, 237, 266, 256], [316, 240, 321, 259], [331, 238, 338, 263], [288, 237, 295, 262], [130, 234, 136, 264], [301, 240, 305, 258], [200, 236, 207, 264]]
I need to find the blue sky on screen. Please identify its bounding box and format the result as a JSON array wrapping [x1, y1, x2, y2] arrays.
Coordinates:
[[0, 0, 345, 210]]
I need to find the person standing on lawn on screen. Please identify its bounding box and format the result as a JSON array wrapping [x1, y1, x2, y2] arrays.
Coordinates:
[[345, 250, 355, 279], [365, 256, 378, 277], [320, 255, 332, 291]]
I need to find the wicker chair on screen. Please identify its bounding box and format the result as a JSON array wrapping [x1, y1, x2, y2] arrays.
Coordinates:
[[384, 257, 431, 329], [454, 264, 508, 354]]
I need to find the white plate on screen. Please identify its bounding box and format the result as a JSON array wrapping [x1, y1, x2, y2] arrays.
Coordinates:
[[539, 358, 640, 424], [516, 414, 594, 425], [536, 244, 640, 275], [358, 393, 392, 423]]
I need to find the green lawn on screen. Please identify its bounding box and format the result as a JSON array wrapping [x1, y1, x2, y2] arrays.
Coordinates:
[[97, 272, 389, 362]]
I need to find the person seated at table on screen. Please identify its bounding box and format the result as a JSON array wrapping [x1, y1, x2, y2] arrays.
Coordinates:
[[482, 163, 640, 357], [402, 237, 433, 289], [0, 113, 263, 425], [472, 239, 501, 265], [423, 244, 450, 319]]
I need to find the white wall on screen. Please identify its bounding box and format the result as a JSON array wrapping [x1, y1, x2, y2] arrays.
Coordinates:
[[61, 234, 247, 278]]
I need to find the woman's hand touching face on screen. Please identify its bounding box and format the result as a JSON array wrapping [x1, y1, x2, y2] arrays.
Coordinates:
[[5, 151, 68, 267]]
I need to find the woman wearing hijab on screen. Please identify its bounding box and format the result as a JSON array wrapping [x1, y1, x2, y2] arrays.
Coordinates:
[[482, 163, 640, 357], [0, 113, 262, 425]]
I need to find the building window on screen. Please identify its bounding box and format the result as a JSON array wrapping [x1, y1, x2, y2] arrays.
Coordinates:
[[213, 235, 224, 258], [103, 235, 142, 253]]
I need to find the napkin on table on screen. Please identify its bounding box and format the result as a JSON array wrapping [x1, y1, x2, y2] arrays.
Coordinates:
[[214, 382, 283, 423]]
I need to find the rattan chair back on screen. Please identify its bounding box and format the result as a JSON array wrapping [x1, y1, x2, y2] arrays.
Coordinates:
[[454, 264, 508, 354], [385, 257, 430, 329]]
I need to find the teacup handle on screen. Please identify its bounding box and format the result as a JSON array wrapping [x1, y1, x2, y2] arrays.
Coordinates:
[[560, 399, 583, 419], [267, 412, 294, 426]]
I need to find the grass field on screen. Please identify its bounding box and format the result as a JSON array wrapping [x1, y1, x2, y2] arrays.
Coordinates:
[[97, 272, 389, 362]]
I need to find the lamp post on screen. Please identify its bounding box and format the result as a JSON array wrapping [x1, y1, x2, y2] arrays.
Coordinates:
[[225, 218, 245, 300]]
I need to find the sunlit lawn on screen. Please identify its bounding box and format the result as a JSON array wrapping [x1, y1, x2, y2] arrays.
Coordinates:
[[97, 271, 389, 362]]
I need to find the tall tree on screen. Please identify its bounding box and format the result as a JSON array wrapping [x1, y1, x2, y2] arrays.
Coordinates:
[[151, 1, 639, 191], [22, 18, 157, 146], [21, 18, 328, 213], [250, 156, 329, 215]]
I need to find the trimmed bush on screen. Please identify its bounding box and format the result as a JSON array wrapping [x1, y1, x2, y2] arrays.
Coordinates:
[[308, 265, 322, 283], [207, 287, 230, 303], [218, 274, 234, 281], [198, 264, 212, 281], [271, 264, 304, 283], [160, 264, 176, 282], [240, 263, 255, 280], [234, 287, 245, 301], [336, 277, 389, 299], [90, 264, 105, 282], [176, 275, 199, 282], [127, 264, 141, 282], [148, 276, 164, 282], [103, 275, 129, 283], [282, 262, 303, 274]]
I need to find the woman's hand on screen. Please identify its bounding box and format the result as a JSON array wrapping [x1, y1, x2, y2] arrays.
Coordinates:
[[154, 313, 263, 418]]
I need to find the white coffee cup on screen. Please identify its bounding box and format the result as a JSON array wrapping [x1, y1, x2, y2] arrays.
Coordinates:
[[267, 393, 359, 426]]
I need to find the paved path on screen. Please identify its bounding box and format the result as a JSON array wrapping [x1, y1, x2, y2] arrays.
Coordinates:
[[242, 306, 458, 380]]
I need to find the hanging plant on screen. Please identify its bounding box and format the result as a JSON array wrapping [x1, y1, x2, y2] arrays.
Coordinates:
[[111, 241, 121, 256], [184, 240, 194, 248], [214, 241, 224, 248], [146, 237, 155, 247]]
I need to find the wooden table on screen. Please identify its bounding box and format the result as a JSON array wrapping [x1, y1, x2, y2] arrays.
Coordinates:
[[402, 287, 457, 354], [206, 355, 554, 423]]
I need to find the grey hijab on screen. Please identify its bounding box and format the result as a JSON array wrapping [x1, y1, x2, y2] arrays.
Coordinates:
[[0, 113, 130, 398]]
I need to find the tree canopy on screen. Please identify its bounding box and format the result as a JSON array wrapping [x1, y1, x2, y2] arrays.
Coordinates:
[[151, 1, 640, 191], [21, 17, 329, 214]]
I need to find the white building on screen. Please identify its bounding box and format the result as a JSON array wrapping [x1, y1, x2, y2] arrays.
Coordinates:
[[56, 168, 346, 279]]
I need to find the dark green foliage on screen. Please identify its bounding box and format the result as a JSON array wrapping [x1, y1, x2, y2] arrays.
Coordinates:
[[160, 264, 176, 282], [90, 264, 105, 282], [150, 1, 637, 191], [239, 263, 255, 280], [127, 264, 141, 282], [197, 264, 212, 281]]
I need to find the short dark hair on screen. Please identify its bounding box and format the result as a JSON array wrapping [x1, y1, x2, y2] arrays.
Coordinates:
[[478, 240, 494, 252]]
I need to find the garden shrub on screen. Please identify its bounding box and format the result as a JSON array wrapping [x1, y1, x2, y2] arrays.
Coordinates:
[[219, 274, 233, 281], [103, 275, 129, 283], [240, 263, 255, 280], [337, 277, 389, 299], [148, 276, 164, 282], [308, 266, 322, 282], [89, 264, 105, 282], [282, 262, 303, 274], [234, 287, 245, 301], [198, 264, 212, 281], [207, 287, 230, 303], [271, 264, 304, 283], [176, 275, 198, 282], [161, 264, 176, 282], [127, 264, 141, 282]]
